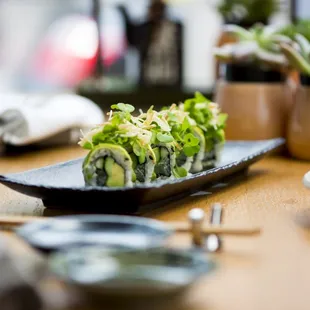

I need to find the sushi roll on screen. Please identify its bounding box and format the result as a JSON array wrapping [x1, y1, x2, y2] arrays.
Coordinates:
[[79, 103, 156, 187], [158, 104, 201, 177], [138, 106, 185, 179], [152, 143, 176, 179], [181, 92, 227, 170], [175, 150, 194, 173], [130, 147, 156, 183], [78, 95, 227, 187], [82, 143, 134, 187], [203, 138, 224, 169], [190, 126, 206, 173]]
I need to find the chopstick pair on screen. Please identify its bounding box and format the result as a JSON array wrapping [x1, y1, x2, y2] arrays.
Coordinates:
[[0, 214, 261, 236]]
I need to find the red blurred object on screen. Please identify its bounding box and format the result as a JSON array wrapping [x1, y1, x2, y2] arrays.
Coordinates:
[[30, 14, 126, 87], [33, 40, 97, 87]]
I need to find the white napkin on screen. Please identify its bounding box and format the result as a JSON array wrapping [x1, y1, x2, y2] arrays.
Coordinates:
[[303, 171, 310, 189], [0, 93, 104, 146]]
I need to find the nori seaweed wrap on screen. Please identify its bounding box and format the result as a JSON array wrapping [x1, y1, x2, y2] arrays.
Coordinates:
[[152, 143, 176, 178]]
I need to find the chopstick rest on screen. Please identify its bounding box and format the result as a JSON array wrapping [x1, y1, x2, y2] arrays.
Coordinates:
[[172, 206, 260, 250], [188, 208, 206, 247], [206, 204, 223, 252]]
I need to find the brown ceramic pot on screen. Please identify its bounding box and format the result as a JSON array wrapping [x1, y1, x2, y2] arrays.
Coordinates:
[[287, 76, 310, 160], [214, 64, 290, 140]]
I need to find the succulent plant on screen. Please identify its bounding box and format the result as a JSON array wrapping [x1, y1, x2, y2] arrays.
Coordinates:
[[280, 34, 310, 76], [218, 0, 279, 25], [214, 23, 292, 70], [280, 20, 310, 42]]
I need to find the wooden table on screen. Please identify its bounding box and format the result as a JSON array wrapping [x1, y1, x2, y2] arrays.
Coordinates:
[[1, 146, 310, 310]]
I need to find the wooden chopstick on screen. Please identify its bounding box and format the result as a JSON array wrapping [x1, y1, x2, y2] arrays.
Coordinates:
[[0, 215, 44, 229], [168, 222, 261, 236], [0, 216, 261, 236]]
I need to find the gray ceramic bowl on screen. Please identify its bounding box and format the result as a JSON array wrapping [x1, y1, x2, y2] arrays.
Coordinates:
[[16, 215, 172, 253], [49, 246, 216, 299]]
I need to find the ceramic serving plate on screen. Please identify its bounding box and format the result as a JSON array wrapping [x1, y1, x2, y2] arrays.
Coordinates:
[[0, 139, 284, 212]]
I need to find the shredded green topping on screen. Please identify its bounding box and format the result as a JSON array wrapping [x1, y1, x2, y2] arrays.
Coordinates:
[[159, 104, 200, 157], [79, 93, 227, 176], [182, 92, 227, 150], [79, 103, 152, 162]]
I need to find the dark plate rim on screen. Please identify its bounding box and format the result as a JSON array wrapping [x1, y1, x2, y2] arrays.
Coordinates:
[[0, 138, 285, 192]]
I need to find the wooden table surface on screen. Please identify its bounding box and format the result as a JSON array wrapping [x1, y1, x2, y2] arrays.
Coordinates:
[[1, 146, 310, 310]]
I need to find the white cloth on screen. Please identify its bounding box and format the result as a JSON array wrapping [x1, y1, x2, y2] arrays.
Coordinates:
[[0, 93, 104, 146]]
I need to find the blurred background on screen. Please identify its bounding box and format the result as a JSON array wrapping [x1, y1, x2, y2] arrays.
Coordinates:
[[0, 0, 297, 108]]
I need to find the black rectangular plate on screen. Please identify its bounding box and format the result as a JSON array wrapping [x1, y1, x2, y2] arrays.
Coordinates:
[[0, 139, 284, 213]]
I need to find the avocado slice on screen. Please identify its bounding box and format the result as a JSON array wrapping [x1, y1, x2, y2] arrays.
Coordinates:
[[138, 153, 146, 165], [130, 153, 138, 169], [105, 159, 125, 187], [153, 147, 160, 162], [105, 157, 115, 176], [161, 147, 169, 159], [129, 153, 137, 182], [132, 171, 137, 182]]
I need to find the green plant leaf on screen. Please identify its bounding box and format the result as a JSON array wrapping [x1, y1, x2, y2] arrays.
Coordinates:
[[156, 133, 174, 143], [183, 145, 200, 157], [195, 91, 209, 103], [102, 124, 114, 133], [216, 129, 226, 143], [168, 112, 178, 122], [138, 149, 146, 164], [133, 142, 142, 156], [256, 48, 288, 68], [184, 133, 199, 147], [295, 34, 310, 60], [111, 103, 135, 113], [280, 42, 310, 75], [81, 141, 92, 150], [173, 166, 188, 178], [111, 114, 122, 126], [223, 24, 252, 41], [217, 0, 278, 25], [280, 20, 310, 43], [218, 113, 228, 127], [181, 117, 191, 131]]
